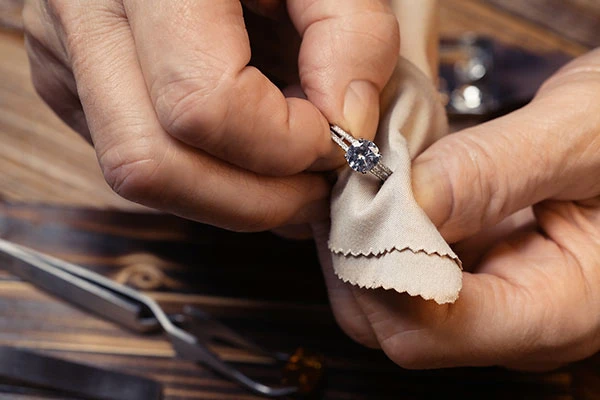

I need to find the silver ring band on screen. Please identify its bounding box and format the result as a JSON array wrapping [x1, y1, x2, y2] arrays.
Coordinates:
[[329, 125, 392, 182]]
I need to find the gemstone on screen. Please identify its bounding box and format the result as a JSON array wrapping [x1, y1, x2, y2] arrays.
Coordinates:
[[281, 347, 325, 395], [345, 139, 381, 173]]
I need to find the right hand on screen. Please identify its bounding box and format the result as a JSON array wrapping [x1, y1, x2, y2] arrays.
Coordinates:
[[23, 0, 399, 231], [315, 48, 600, 371]]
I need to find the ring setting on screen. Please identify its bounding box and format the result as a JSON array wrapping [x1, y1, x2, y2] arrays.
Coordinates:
[[330, 125, 392, 182]]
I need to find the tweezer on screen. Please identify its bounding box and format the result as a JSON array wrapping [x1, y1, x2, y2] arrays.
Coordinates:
[[0, 238, 300, 398], [0, 346, 163, 400]]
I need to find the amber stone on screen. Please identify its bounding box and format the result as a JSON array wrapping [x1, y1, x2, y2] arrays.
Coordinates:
[[281, 347, 325, 396]]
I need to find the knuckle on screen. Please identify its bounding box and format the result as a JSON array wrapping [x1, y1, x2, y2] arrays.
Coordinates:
[[458, 136, 501, 222], [339, 10, 400, 54], [152, 71, 232, 145], [361, 11, 400, 54], [433, 134, 500, 234], [98, 134, 162, 203], [301, 9, 399, 86], [413, 148, 455, 230], [101, 151, 156, 202]]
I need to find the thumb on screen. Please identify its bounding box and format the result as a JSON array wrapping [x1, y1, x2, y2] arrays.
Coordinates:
[[412, 76, 600, 243], [287, 0, 399, 142]]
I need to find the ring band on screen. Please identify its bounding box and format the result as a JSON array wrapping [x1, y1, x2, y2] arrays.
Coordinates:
[[330, 125, 393, 182]]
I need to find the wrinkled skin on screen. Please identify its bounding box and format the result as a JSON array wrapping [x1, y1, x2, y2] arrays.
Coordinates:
[[24, 0, 600, 371], [23, 0, 399, 231], [315, 49, 600, 371]]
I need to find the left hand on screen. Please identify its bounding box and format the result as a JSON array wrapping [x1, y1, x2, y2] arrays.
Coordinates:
[[23, 0, 399, 231], [314, 48, 600, 371]]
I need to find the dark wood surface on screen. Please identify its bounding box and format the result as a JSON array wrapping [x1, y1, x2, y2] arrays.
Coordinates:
[[1, 202, 594, 400], [486, 0, 600, 49], [1, 1, 600, 399]]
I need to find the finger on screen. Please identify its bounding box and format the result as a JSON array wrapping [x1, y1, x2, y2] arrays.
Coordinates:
[[412, 49, 600, 243], [453, 207, 535, 271], [25, 34, 90, 142], [356, 187, 600, 369], [123, 0, 334, 176], [311, 221, 380, 348], [288, 0, 400, 139], [62, 2, 330, 231], [22, 2, 90, 141], [356, 257, 593, 369], [356, 273, 527, 368]]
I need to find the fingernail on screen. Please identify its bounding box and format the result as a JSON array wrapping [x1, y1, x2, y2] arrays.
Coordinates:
[[343, 80, 380, 139]]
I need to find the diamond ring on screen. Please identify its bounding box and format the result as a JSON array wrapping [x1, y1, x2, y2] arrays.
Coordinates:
[[330, 125, 393, 182]]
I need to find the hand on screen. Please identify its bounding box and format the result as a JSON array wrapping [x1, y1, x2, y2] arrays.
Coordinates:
[[315, 48, 600, 371], [23, 0, 399, 231]]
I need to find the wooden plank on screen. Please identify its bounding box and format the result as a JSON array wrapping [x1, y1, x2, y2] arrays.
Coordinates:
[[1, 1, 600, 398], [438, 0, 589, 56], [0, 203, 595, 399], [485, 0, 600, 48]]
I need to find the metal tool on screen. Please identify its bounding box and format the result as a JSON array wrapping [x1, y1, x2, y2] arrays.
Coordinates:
[[0, 238, 324, 398], [439, 33, 571, 118], [0, 346, 163, 400]]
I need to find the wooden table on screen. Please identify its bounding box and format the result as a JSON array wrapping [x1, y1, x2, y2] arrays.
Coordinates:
[[1, 1, 599, 399]]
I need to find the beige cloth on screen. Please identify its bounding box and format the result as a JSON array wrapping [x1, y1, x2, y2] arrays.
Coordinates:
[[327, 58, 462, 304]]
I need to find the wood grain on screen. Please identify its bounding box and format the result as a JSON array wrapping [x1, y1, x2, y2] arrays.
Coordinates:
[[485, 0, 600, 48], [0, 202, 595, 399], [1, 1, 600, 399], [439, 0, 589, 56]]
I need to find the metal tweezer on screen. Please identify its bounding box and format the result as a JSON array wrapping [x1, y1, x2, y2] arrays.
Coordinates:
[[0, 238, 301, 398]]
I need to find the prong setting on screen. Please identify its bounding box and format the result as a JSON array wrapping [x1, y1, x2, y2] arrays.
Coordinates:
[[329, 125, 392, 182]]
